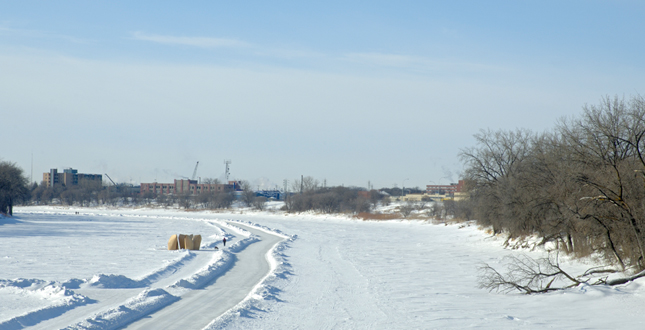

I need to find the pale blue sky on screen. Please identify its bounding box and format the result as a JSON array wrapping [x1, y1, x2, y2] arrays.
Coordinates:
[[2, 1, 644, 189]]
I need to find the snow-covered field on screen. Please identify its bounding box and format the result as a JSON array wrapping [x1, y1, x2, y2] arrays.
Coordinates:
[[2, 205, 645, 329]]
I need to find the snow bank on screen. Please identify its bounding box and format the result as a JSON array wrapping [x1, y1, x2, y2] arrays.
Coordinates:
[[58, 234, 262, 330], [227, 219, 292, 240], [86, 274, 142, 289], [3, 207, 248, 329], [211, 220, 252, 237], [0, 279, 91, 330], [86, 251, 194, 289], [171, 235, 259, 290], [203, 222, 295, 330], [63, 288, 179, 330]]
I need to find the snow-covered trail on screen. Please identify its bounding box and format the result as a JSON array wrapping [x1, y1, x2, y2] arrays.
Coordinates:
[[26, 249, 219, 330], [122, 223, 285, 330], [1, 208, 286, 330]]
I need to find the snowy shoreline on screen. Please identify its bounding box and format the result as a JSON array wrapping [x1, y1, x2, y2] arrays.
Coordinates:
[[3, 205, 645, 329]]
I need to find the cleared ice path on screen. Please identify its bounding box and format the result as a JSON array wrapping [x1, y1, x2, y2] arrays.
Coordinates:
[[120, 223, 285, 330]]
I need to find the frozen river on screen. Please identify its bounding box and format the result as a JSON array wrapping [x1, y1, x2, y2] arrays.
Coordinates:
[[2, 206, 644, 329]]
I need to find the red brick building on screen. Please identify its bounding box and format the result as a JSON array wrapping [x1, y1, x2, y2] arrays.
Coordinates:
[[140, 179, 239, 195], [426, 180, 465, 196]]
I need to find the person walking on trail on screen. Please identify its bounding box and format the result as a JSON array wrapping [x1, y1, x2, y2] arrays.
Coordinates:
[[223, 237, 226, 247]]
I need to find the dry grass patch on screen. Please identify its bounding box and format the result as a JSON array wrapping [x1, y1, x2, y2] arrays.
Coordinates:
[[355, 212, 401, 221]]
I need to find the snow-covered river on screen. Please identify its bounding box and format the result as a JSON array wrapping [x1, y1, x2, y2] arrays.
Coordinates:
[[2, 206, 644, 329]]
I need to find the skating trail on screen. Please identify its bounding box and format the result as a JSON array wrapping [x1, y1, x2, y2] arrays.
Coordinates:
[[121, 223, 284, 330]]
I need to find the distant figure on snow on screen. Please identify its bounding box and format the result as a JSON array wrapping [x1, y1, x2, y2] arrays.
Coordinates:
[[223, 237, 227, 246]]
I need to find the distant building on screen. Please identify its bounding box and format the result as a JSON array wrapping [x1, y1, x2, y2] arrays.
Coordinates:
[[43, 168, 102, 188], [397, 193, 428, 202], [426, 180, 465, 196], [256, 190, 282, 200], [357, 190, 381, 200], [140, 179, 240, 195]]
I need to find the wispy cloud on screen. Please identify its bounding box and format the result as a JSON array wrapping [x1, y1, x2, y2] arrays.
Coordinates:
[[131, 31, 250, 48], [343, 52, 505, 73], [0, 25, 90, 44]]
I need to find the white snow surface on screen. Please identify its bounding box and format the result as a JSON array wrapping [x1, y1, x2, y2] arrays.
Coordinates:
[[2, 205, 645, 329]]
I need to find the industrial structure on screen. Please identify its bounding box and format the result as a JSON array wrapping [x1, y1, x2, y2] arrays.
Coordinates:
[[43, 168, 102, 188], [256, 190, 282, 200], [387, 181, 467, 202], [140, 160, 241, 195], [140, 179, 240, 195]]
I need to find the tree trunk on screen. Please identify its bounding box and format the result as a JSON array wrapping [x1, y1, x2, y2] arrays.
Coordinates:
[[628, 215, 645, 268]]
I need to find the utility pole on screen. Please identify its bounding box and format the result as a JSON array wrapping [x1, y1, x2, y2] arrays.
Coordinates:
[[283, 179, 289, 202], [402, 178, 409, 197]]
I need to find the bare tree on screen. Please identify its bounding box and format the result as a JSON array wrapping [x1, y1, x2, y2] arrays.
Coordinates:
[[400, 201, 415, 218], [461, 95, 645, 271], [558, 96, 645, 267], [291, 176, 319, 193], [302, 176, 319, 192], [459, 129, 535, 234], [426, 202, 442, 219], [202, 177, 220, 184], [252, 196, 267, 210], [414, 200, 427, 211], [479, 254, 586, 294], [240, 181, 256, 207], [0, 161, 29, 215], [213, 191, 234, 209], [156, 193, 168, 208], [78, 180, 101, 207], [284, 186, 367, 214], [460, 128, 534, 186], [369, 190, 382, 207], [177, 193, 192, 209], [30, 182, 47, 205], [479, 253, 645, 294], [60, 188, 78, 206]]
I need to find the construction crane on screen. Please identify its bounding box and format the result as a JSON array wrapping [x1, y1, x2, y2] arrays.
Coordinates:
[[104, 173, 117, 192], [191, 161, 199, 181], [104, 173, 117, 186]]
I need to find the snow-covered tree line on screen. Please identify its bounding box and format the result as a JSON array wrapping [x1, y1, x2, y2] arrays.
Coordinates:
[[27, 180, 238, 209], [283, 185, 378, 214], [460, 95, 645, 271]]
